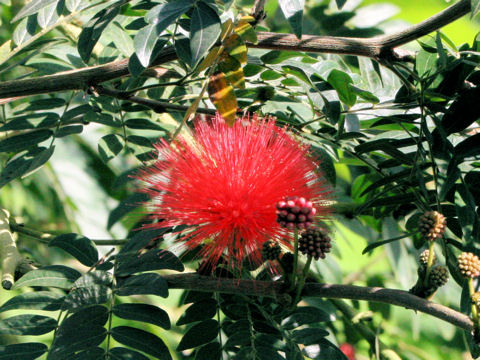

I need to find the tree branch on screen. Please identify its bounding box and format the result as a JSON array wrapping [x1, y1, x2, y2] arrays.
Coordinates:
[[163, 273, 474, 332], [378, 0, 470, 48], [0, 0, 470, 99], [0, 48, 177, 98]]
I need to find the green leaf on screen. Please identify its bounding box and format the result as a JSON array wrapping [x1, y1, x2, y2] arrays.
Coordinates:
[[37, 1, 62, 28], [310, 146, 336, 186], [256, 346, 285, 360], [303, 339, 349, 359], [119, 228, 170, 255], [136, 0, 193, 67], [183, 290, 213, 304], [49, 305, 108, 360], [327, 70, 356, 107], [110, 22, 134, 57], [78, 0, 125, 62], [107, 191, 149, 229], [0, 146, 54, 189], [260, 70, 283, 80], [0, 130, 53, 153], [177, 319, 219, 351], [98, 134, 124, 163], [175, 36, 192, 65], [472, 0, 480, 18], [335, 0, 347, 10], [196, 342, 221, 360], [62, 285, 111, 311], [362, 233, 414, 254], [177, 298, 217, 325], [111, 326, 172, 360], [49, 233, 98, 266], [116, 273, 168, 297], [127, 135, 155, 148], [65, 0, 88, 12], [0, 40, 12, 65], [455, 183, 478, 243], [291, 328, 329, 345], [56, 125, 83, 137], [61, 272, 112, 311], [109, 347, 149, 360], [189, 1, 221, 67], [13, 17, 36, 45], [145, 0, 193, 24], [440, 87, 480, 135], [74, 270, 113, 287], [279, 0, 304, 38], [281, 307, 333, 329], [70, 348, 105, 360], [0, 343, 47, 360], [415, 48, 437, 77], [85, 112, 121, 127], [260, 50, 304, 64], [13, 265, 81, 289], [133, 25, 160, 68], [0, 291, 64, 312], [350, 85, 380, 104], [19, 98, 66, 112], [12, 0, 57, 22], [224, 330, 251, 348], [455, 133, 480, 160], [113, 303, 170, 329], [125, 118, 164, 130], [0, 314, 56, 335], [116, 249, 184, 276]]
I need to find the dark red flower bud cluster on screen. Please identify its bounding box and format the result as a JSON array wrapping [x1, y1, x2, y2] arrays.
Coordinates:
[[276, 196, 316, 229], [299, 228, 332, 260]]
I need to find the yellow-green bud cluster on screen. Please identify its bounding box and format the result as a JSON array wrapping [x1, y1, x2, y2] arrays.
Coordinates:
[[419, 249, 436, 267], [472, 292, 480, 308], [418, 211, 446, 242], [458, 252, 480, 278]]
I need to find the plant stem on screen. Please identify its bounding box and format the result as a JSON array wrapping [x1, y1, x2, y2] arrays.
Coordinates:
[[424, 241, 436, 286], [215, 292, 225, 360], [289, 229, 299, 291], [469, 277, 479, 323], [105, 278, 116, 359], [293, 255, 312, 305]]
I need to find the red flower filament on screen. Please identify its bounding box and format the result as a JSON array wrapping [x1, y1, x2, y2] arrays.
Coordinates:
[[140, 114, 330, 269]]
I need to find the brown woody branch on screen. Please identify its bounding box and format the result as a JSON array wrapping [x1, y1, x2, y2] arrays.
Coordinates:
[[0, 0, 471, 99], [164, 273, 474, 332]]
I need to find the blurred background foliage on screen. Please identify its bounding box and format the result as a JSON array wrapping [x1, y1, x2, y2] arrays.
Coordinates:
[[0, 0, 479, 359]]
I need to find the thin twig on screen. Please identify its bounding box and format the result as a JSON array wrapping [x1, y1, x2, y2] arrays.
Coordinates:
[[9, 220, 128, 246], [93, 85, 216, 115]]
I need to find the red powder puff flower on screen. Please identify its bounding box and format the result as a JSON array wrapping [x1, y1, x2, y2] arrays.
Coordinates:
[[339, 343, 356, 360], [139, 113, 330, 270]]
